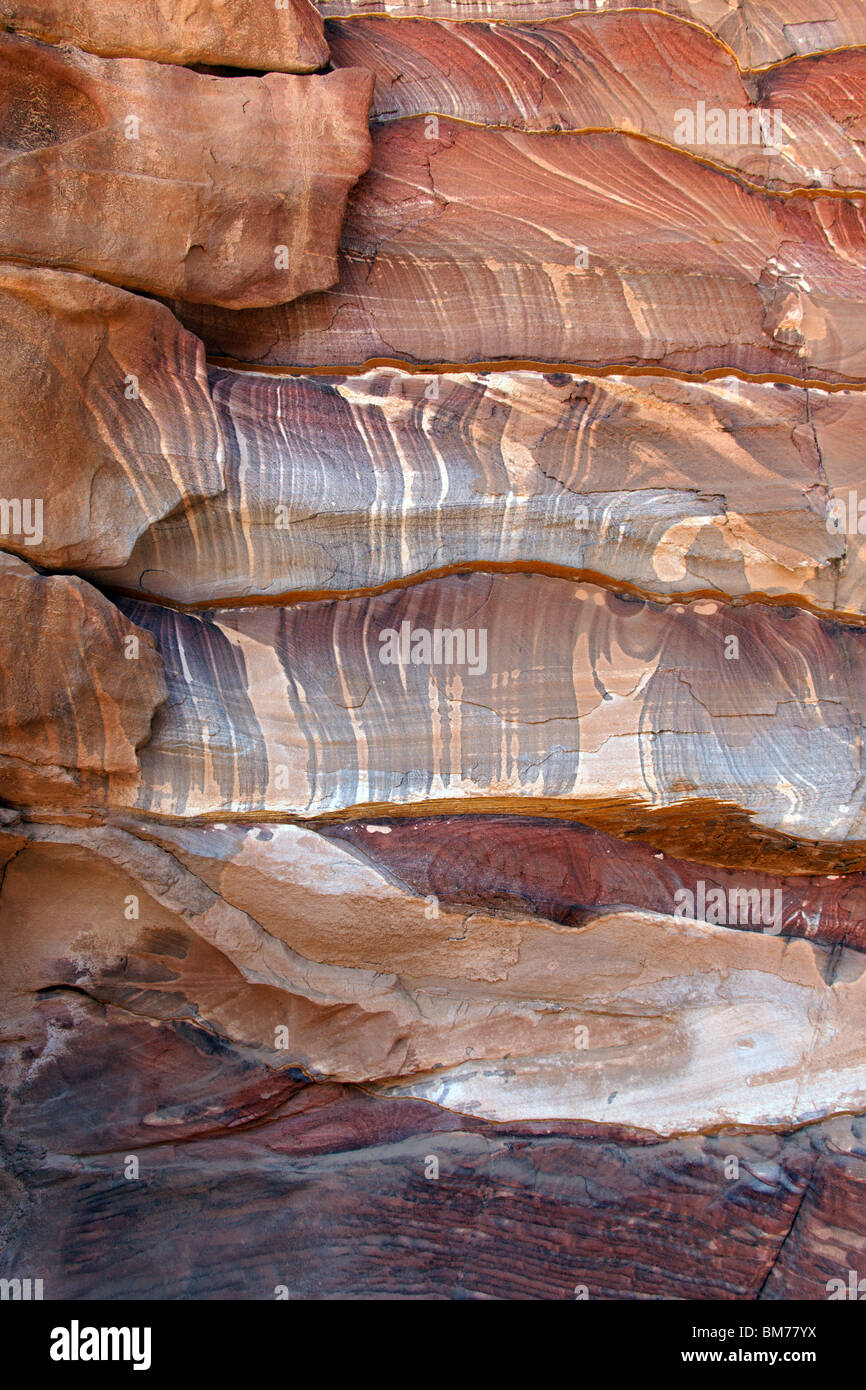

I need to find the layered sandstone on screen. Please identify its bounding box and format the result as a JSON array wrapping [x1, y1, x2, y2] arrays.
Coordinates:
[[108, 574, 866, 869], [4, 975, 862, 1299], [329, 12, 866, 192], [3, 817, 866, 1135], [91, 362, 864, 620], [327, 815, 866, 950], [3, 0, 866, 1306], [180, 122, 866, 376], [318, 0, 866, 70]]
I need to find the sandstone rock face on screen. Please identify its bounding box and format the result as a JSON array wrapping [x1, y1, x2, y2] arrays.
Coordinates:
[[89, 363, 861, 620], [0, 264, 225, 569], [329, 12, 866, 192], [110, 575, 866, 866], [327, 815, 866, 949], [4, 0, 866, 1306], [4, 818, 866, 1135], [319, 1, 866, 70], [0, 554, 166, 805], [180, 121, 866, 375], [0, 35, 373, 305], [0, 0, 329, 71]]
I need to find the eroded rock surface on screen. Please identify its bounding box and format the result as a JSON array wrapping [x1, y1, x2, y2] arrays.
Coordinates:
[[0, 555, 166, 805], [92, 364, 864, 619], [180, 122, 866, 376], [0, 0, 329, 71], [0, 264, 225, 570], [329, 12, 866, 192], [318, 0, 866, 71], [100, 574, 866, 868], [0, 34, 373, 306], [4, 819, 866, 1134], [4, 0, 866, 1304]]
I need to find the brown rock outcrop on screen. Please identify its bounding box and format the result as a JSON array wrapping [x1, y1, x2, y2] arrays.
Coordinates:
[[0, 34, 374, 306], [2, 811, 864, 1297], [4, 973, 862, 1299], [0, 264, 225, 570], [327, 815, 866, 950], [0, 554, 166, 805], [0, 0, 329, 71]]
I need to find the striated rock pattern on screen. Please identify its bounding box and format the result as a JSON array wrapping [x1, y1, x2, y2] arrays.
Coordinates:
[[329, 12, 866, 192], [0, 0, 330, 72], [318, 0, 866, 71], [4, 985, 863, 1300], [179, 120, 866, 376], [4, 0, 866, 1304], [327, 815, 866, 950], [108, 574, 866, 866], [0, 34, 373, 306], [0, 264, 225, 570], [3, 817, 866, 1132], [87, 360, 864, 620]]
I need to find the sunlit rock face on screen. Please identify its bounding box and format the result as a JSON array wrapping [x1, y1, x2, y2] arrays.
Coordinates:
[[0, 34, 373, 306], [328, 11, 866, 192], [0, 0, 330, 71], [2, 0, 866, 1302]]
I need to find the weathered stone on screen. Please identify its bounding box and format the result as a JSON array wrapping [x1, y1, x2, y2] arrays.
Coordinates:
[[0, 264, 225, 570], [329, 12, 866, 192], [180, 121, 866, 375], [0, 554, 166, 805], [0, 0, 329, 72], [0, 34, 373, 306]]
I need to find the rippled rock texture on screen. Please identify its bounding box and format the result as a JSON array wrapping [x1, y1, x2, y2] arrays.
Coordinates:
[[2, 0, 866, 1302]]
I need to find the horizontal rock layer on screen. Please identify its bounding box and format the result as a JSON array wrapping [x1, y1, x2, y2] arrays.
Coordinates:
[[88, 355, 866, 621], [179, 121, 866, 377], [3, 818, 866, 1134], [6, 568, 857, 867], [318, 0, 866, 70], [5, 996, 863, 1299], [0, 35, 373, 306], [118, 574, 866, 858], [329, 12, 866, 192], [4, 800, 865, 1296], [327, 815, 866, 948], [3, 270, 854, 617], [0, 0, 329, 71]]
